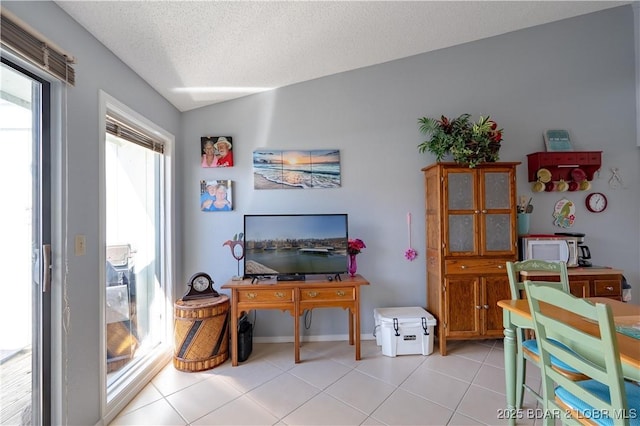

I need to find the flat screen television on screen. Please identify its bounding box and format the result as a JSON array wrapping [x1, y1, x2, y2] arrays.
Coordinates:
[[243, 214, 348, 281]]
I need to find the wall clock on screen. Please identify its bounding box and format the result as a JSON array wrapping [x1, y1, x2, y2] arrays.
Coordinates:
[[585, 192, 607, 213], [182, 272, 219, 301]]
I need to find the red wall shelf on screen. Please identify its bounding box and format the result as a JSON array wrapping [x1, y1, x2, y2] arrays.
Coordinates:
[[526, 151, 602, 182]]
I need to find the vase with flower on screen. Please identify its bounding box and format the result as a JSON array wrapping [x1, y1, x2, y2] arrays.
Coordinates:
[[347, 238, 366, 277]]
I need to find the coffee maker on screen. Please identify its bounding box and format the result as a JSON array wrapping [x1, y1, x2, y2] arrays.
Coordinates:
[[556, 232, 591, 267]]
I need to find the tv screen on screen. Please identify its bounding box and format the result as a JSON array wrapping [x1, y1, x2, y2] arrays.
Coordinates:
[[243, 214, 348, 280]]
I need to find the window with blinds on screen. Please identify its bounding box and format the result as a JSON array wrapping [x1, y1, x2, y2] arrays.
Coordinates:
[[106, 115, 164, 154], [0, 9, 75, 86]]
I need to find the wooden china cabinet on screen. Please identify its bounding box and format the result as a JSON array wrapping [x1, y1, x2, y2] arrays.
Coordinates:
[[422, 162, 520, 355]]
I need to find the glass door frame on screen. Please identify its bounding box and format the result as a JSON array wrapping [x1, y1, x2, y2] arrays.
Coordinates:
[[1, 55, 52, 426], [98, 90, 176, 423]]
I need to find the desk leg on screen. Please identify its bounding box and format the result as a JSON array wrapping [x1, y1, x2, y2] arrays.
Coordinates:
[[230, 290, 239, 367], [348, 308, 354, 345], [354, 287, 361, 360], [354, 309, 361, 361], [503, 317, 517, 426], [294, 290, 300, 363]]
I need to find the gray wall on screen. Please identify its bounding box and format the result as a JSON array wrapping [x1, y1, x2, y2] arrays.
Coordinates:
[[4, 2, 181, 425], [181, 4, 639, 343], [3, 1, 638, 425]]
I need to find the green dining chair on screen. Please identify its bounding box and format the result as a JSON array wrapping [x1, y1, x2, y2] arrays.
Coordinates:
[[523, 280, 640, 426], [506, 260, 587, 408]]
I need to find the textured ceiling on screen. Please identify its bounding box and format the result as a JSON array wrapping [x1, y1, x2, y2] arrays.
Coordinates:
[[55, 1, 629, 112]]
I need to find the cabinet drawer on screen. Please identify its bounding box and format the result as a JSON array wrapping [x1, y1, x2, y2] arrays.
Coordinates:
[[592, 279, 621, 297], [445, 259, 507, 275], [238, 289, 294, 303], [299, 287, 354, 301]]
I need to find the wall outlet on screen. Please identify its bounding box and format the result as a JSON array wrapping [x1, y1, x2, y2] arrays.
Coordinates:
[[75, 234, 86, 256]]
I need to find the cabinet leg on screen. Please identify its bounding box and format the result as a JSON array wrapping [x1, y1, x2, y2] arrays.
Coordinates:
[[438, 330, 447, 356]]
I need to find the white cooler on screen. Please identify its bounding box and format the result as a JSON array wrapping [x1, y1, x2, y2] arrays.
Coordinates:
[[374, 307, 436, 357]]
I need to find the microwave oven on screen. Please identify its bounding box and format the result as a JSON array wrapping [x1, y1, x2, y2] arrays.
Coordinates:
[[518, 235, 579, 267]]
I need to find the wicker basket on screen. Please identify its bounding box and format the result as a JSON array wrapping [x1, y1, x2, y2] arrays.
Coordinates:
[[173, 295, 230, 372]]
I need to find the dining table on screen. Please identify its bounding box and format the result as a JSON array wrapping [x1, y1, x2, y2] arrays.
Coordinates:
[[497, 297, 640, 426]]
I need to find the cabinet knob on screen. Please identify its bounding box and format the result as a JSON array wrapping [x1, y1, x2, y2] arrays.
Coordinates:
[[461, 265, 466, 269], [497, 264, 503, 269], [476, 305, 482, 309], [307, 291, 318, 298], [275, 292, 285, 298], [474, 210, 480, 214], [247, 292, 257, 300], [336, 290, 345, 297], [483, 304, 490, 309], [482, 209, 487, 214], [606, 286, 614, 291]]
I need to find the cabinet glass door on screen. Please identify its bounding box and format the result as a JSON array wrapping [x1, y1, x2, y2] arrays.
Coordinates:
[[481, 170, 514, 253], [446, 170, 477, 254]]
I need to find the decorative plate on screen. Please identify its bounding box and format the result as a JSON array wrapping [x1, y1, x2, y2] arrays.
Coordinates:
[[571, 168, 587, 182], [553, 198, 575, 228], [536, 168, 552, 183]]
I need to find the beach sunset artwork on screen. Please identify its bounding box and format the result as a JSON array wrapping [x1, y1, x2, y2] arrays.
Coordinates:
[[253, 149, 341, 189]]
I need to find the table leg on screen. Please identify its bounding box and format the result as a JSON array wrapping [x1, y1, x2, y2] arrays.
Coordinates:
[[503, 319, 517, 426], [348, 307, 354, 345], [354, 307, 361, 360], [230, 290, 239, 367], [294, 290, 300, 363]]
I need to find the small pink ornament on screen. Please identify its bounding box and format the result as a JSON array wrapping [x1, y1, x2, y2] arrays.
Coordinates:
[[405, 213, 418, 261], [404, 248, 417, 261]]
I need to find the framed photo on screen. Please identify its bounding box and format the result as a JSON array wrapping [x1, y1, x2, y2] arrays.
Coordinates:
[[543, 129, 573, 152], [201, 136, 233, 167], [200, 180, 234, 211]]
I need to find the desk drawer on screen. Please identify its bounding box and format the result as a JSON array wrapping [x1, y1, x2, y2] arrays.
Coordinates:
[[300, 287, 354, 301], [592, 279, 621, 297], [237, 289, 294, 303], [445, 259, 507, 275]]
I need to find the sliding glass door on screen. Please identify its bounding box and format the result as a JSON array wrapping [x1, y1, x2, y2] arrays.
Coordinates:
[[101, 94, 173, 421], [0, 59, 51, 425], [105, 129, 165, 385]]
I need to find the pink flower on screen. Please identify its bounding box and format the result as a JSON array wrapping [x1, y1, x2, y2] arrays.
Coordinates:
[[348, 238, 366, 255]]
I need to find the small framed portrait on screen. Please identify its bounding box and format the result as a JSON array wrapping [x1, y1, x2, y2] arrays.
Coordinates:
[[201, 136, 233, 167], [200, 180, 234, 212]]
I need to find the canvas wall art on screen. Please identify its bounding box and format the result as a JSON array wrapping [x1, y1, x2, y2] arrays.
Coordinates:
[[252, 149, 341, 189], [200, 180, 234, 211], [201, 136, 233, 167]]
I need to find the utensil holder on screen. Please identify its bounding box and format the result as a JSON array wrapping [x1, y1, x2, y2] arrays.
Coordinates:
[[517, 213, 530, 236]]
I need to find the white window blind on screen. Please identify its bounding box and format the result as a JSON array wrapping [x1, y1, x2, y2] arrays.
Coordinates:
[[0, 9, 75, 86], [106, 114, 164, 154]]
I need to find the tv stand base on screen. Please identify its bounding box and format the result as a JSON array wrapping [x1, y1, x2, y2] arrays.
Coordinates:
[[277, 274, 306, 281]]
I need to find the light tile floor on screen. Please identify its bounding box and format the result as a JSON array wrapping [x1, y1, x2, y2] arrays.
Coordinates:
[[110, 339, 544, 426]]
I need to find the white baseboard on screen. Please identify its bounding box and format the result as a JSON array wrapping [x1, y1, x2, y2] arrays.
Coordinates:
[[253, 334, 376, 344]]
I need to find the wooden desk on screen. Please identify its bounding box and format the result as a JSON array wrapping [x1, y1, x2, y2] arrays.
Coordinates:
[[498, 298, 640, 425], [222, 275, 369, 366]]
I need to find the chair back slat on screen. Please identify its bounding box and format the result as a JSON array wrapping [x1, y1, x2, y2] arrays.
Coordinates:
[[506, 260, 570, 300], [523, 281, 629, 424]]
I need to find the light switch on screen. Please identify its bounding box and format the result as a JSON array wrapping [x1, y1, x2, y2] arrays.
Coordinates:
[[75, 234, 86, 256]]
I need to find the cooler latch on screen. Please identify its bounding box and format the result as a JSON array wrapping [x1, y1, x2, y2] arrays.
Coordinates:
[[421, 317, 429, 335], [393, 318, 400, 336]]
